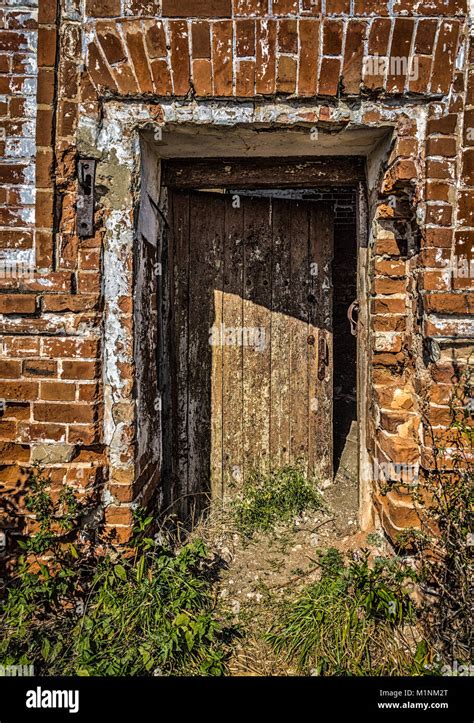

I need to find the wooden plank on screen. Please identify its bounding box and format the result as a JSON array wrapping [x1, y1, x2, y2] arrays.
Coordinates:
[[270, 199, 292, 469], [308, 203, 334, 484], [187, 192, 224, 517], [170, 191, 190, 513], [222, 196, 245, 497], [288, 200, 310, 470], [163, 157, 366, 189], [242, 196, 272, 479]]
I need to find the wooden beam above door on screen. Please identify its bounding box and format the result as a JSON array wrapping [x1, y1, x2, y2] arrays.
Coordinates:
[[162, 157, 366, 189]]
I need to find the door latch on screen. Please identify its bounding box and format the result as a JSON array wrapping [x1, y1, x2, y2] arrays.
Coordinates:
[[347, 300, 360, 337], [318, 335, 329, 381], [77, 159, 96, 238]]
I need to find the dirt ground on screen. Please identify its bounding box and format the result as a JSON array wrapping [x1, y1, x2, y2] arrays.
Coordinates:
[[191, 460, 390, 676]]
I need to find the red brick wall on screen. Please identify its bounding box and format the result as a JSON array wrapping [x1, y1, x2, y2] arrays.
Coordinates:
[[0, 0, 472, 545]]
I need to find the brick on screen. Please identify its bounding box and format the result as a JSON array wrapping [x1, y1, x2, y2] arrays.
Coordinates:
[[278, 19, 298, 54], [37, 68, 56, 104], [414, 19, 438, 55], [145, 20, 167, 59], [42, 294, 100, 313], [169, 21, 190, 96], [427, 113, 458, 137], [298, 18, 319, 97], [342, 20, 366, 95], [386, 18, 415, 94], [78, 383, 100, 402], [163, 0, 232, 15], [85, 0, 121, 16], [425, 181, 452, 203], [193, 58, 212, 97], [408, 55, 432, 94], [235, 59, 255, 96], [77, 272, 101, 295], [325, 0, 350, 12], [150, 60, 173, 95], [2, 337, 40, 357], [276, 55, 297, 94], [34, 403, 97, 425], [0, 420, 17, 440], [127, 0, 161, 13], [426, 137, 457, 158], [0, 381, 38, 402], [457, 191, 474, 227], [256, 18, 276, 95], [318, 56, 342, 96], [0, 443, 30, 464], [23, 360, 56, 378], [113, 64, 139, 95], [373, 315, 406, 332], [86, 43, 117, 92], [374, 259, 406, 277], [373, 278, 406, 295], [38, 26, 57, 68], [323, 18, 343, 57], [122, 23, 154, 94], [97, 24, 126, 66], [431, 21, 461, 95], [61, 361, 98, 380], [212, 21, 233, 96], [424, 293, 472, 315], [41, 381, 76, 401], [235, 19, 255, 57], [462, 149, 474, 186], [420, 271, 451, 292], [42, 338, 99, 358], [426, 159, 455, 181], [0, 294, 36, 314], [463, 109, 474, 146], [39, 2, 57, 23], [104, 504, 134, 527], [0, 360, 21, 379], [191, 21, 211, 59], [233, 0, 268, 15], [372, 297, 405, 314], [1, 273, 72, 293], [68, 425, 100, 445], [272, 0, 298, 14], [425, 205, 453, 227], [368, 18, 392, 57]]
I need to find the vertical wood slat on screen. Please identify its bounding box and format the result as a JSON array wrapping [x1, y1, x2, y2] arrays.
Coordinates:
[[270, 199, 292, 468], [289, 201, 311, 468], [187, 193, 224, 516], [242, 197, 272, 479], [222, 197, 244, 496], [309, 203, 334, 483], [171, 191, 190, 512]]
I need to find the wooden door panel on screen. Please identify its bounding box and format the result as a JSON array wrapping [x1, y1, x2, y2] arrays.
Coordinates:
[[168, 190, 334, 507]]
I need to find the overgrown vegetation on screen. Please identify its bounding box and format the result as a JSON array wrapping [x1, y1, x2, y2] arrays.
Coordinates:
[[0, 474, 231, 676], [410, 364, 474, 664], [265, 548, 429, 676], [230, 463, 324, 539]]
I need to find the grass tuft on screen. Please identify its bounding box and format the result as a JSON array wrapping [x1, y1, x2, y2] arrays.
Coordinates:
[[230, 464, 324, 538]]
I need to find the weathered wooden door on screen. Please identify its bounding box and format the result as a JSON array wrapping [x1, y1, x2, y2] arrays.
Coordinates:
[[167, 190, 333, 510]]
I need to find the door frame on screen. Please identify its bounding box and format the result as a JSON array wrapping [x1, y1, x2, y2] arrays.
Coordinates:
[[162, 157, 369, 514]]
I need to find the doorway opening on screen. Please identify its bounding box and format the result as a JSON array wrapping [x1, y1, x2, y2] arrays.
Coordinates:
[[157, 158, 361, 521]]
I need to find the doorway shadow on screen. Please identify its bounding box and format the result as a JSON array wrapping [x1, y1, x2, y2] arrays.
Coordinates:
[[158, 189, 357, 525]]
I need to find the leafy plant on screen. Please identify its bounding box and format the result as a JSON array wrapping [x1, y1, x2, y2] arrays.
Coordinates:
[[0, 472, 232, 676], [265, 548, 429, 676], [411, 364, 474, 664], [230, 463, 324, 538]]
